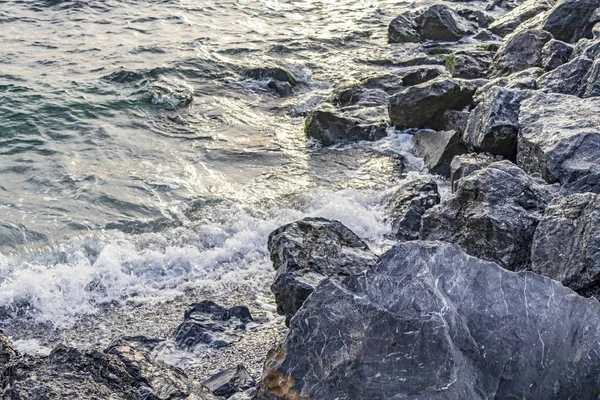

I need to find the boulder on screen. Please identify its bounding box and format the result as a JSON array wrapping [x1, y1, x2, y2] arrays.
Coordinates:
[[474, 67, 543, 102], [332, 74, 404, 107], [245, 66, 298, 86], [580, 58, 600, 98], [0, 331, 16, 368], [202, 365, 256, 397], [541, 0, 600, 43], [384, 179, 441, 241], [536, 56, 594, 95], [450, 153, 502, 191], [418, 4, 478, 42], [488, 29, 553, 78], [517, 92, 600, 193], [573, 38, 600, 60], [173, 300, 253, 350], [420, 160, 556, 270], [412, 130, 467, 177], [446, 49, 495, 79], [463, 87, 531, 160], [388, 10, 423, 43], [305, 106, 387, 146], [531, 193, 600, 295], [541, 39, 573, 70], [400, 66, 448, 86], [431, 109, 470, 134], [267, 217, 377, 324], [489, 0, 555, 36], [256, 241, 600, 400]]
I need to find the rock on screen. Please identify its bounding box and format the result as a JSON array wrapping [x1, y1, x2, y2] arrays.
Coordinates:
[[489, 0, 554, 36], [388, 10, 423, 43], [536, 56, 594, 95], [388, 77, 476, 129], [580, 58, 600, 98], [421, 160, 555, 270], [456, 8, 494, 28], [384, 179, 441, 241], [541, 39, 573, 70], [446, 49, 495, 79], [173, 300, 253, 350], [432, 109, 470, 134], [267, 217, 377, 324], [256, 241, 600, 400], [245, 66, 298, 86], [474, 67, 543, 102], [531, 193, 600, 295], [517, 92, 600, 193], [412, 130, 467, 177], [305, 106, 387, 146], [202, 365, 256, 397], [463, 87, 531, 160], [0, 331, 15, 368], [488, 29, 553, 78], [332, 74, 404, 107], [400, 66, 448, 86], [572, 38, 600, 60], [267, 80, 293, 97], [450, 153, 502, 191], [418, 4, 478, 42], [541, 0, 600, 43], [472, 29, 501, 42]]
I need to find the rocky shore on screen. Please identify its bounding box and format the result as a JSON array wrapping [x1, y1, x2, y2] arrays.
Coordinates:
[[3, 0, 600, 398]]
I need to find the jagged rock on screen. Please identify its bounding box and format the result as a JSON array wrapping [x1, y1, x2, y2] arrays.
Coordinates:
[[332, 74, 404, 107], [474, 67, 542, 103], [456, 8, 494, 28], [446, 49, 495, 79], [572, 38, 600, 60], [256, 241, 600, 400], [541, 0, 600, 43], [384, 179, 441, 241], [388, 77, 476, 128], [541, 39, 573, 70], [421, 161, 555, 270], [267, 217, 377, 324], [173, 300, 253, 350], [305, 106, 387, 146], [418, 4, 479, 42], [472, 29, 500, 42], [536, 56, 594, 95], [400, 66, 448, 86], [580, 58, 600, 98], [432, 109, 470, 134], [412, 130, 467, 177], [0, 331, 16, 368], [531, 193, 600, 295], [450, 153, 502, 191], [517, 92, 600, 193], [489, 0, 554, 36], [388, 10, 423, 43], [464, 87, 531, 160], [203, 365, 256, 397], [245, 66, 298, 86], [488, 29, 553, 78]]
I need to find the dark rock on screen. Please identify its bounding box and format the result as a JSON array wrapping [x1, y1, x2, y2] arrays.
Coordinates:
[[541, 39, 574, 70], [541, 0, 600, 43], [203, 365, 255, 397], [256, 241, 600, 400], [581, 58, 600, 98], [446, 49, 495, 79], [456, 8, 494, 28], [474, 67, 542, 102], [400, 66, 448, 86], [421, 160, 555, 270], [450, 153, 502, 191], [464, 87, 531, 160], [472, 29, 501, 42], [418, 4, 478, 42], [388, 10, 423, 43], [267, 217, 377, 324], [332, 74, 404, 107], [536, 56, 594, 95], [489, 0, 554, 36], [432, 109, 470, 134], [305, 106, 387, 146], [517, 92, 600, 193], [488, 29, 553, 78], [413, 130, 467, 177], [267, 80, 293, 97], [384, 179, 441, 241], [531, 193, 600, 295], [173, 300, 253, 350], [388, 77, 476, 128], [245, 67, 298, 86]]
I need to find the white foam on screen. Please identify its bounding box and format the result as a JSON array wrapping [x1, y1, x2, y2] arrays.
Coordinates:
[[12, 338, 52, 356]]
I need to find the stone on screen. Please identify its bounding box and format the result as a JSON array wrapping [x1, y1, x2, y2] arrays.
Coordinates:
[[488, 29, 553, 78], [432, 109, 470, 134], [332, 74, 404, 107], [202, 365, 256, 397], [489, 0, 554, 36], [536, 56, 594, 95], [418, 4, 479, 42], [173, 300, 253, 350], [0, 331, 16, 368], [463, 87, 531, 160], [540, 39, 573, 70], [245, 66, 298, 86], [267, 217, 377, 324], [388, 77, 476, 128], [541, 0, 600, 43], [531, 193, 600, 295], [400, 66, 448, 86], [580, 58, 600, 98], [388, 10, 423, 43], [474, 67, 543, 103], [256, 241, 600, 400], [517, 92, 600, 193], [420, 160, 555, 270], [305, 106, 387, 146], [450, 153, 502, 191], [446, 49, 495, 79], [412, 130, 467, 177], [384, 179, 441, 241], [456, 8, 494, 28]]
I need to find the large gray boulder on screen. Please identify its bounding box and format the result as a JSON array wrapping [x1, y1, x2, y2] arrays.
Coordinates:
[[412, 130, 467, 177], [450, 153, 502, 191], [388, 10, 423, 43], [531, 193, 600, 296], [489, 0, 555, 36], [256, 241, 600, 400], [446, 49, 495, 79], [305, 106, 387, 146], [488, 29, 553, 78], [541, 39, 573, 70], [541, 0, 600, 43], [267, 217, 376, 325], [418, 4, 478, 42], [536, 56, 594, 96], [420, 161, 555, 270], [474, 67, 543, 103], [517, 92, 600, 193]]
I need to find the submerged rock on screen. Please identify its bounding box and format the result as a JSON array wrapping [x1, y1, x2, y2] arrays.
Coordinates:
[[488, 29, 553, 77], [421, 161, 555, 270], [412, 129, 467, 177], [256, 241, 600, 400], [541, 0, 600, 43], [267, 217, 377, 325], [203, 364, 256, 397], [305, 106, 387, 146], [450, 152, 501, 191]]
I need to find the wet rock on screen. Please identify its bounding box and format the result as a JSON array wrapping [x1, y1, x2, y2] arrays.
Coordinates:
[[472, 29, 500, 42], [256, 240, 600, 400], [388, 77, 476, 129], [541, 0, 600, 43], [267, 217, 377, 324], [536, 56, 593, 95], [418, 4, 478, 42], [464, 87, 531, 160], [421, 160, 555, 270], [413, 130, 467, 177], [305, 106, 387, 146], [245, 66, 298, 86], [400, 66, 448, 86], [489, 0, 554, 36], [456, 8, 494, 28], [267, 80, 293, 97], [173, 300, 253, 350], [384, 179, 441, 241], [517, 92, 600, 193], [202, 365, 255, 397], [432, 109, 470, 134], [541, 39, 573, 70], [488, 29, 553, 78], [450, 153, 502, 191], [332, 74, 404, 107], [474, 67, 542, 102], [446, 49, 495, 79], [531, 193, 600, 295], [388, 10, 423, 43], [0, 331, 16, 368]]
